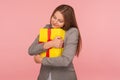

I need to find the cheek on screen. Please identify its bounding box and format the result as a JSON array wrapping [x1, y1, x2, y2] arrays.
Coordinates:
[[50, 18, 53, 23], [59, 23, 64, 27], [50, 18, 55, 23]]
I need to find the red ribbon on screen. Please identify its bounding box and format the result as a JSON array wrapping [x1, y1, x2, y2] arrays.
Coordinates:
[[46, 29, 51, 57], [39, 29, 51, 57]]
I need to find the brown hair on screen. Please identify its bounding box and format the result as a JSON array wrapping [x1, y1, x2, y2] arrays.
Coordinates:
[[50, 4, 82, 56]]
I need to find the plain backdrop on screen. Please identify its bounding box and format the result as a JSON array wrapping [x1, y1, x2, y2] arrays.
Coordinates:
[[0, 0, 120, 80]]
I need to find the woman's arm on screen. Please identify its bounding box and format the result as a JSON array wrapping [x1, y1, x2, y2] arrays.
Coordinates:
[[28, 24, 53, 55], [41, 28, 79, 67], [28, 35, 47, 55], [28, 36, 63, 56]]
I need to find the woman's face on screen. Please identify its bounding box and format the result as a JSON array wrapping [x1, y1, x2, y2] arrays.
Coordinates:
[[51, 11, 65, 28]]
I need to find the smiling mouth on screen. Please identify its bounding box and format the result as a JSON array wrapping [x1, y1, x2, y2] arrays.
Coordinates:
[[53, 24, 59, 27]]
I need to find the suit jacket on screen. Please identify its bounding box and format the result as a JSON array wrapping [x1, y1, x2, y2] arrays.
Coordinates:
[[28, 24, 79, 80]]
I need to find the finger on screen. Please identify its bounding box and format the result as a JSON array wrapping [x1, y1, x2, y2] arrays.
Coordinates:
[[34, 55, 41, 63], [56, 36, 62, 39], [60, 40, 63, 43]]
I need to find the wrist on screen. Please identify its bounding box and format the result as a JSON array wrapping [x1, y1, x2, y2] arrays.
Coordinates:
[[43, 41, 53, 49]]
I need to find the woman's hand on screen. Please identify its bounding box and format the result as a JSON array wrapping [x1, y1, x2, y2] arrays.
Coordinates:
[[34, 54, 43, 64], [52, 36, 63, 48], [43, 36, 63, 49]]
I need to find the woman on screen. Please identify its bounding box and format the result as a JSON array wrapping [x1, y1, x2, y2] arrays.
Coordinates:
[[28, 4, 82, 80]]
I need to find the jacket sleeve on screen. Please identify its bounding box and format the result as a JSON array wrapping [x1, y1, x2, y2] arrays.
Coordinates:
[[28, 35, 46, 56], [28, 24, 51, 55], [42, 28, 79, 67]]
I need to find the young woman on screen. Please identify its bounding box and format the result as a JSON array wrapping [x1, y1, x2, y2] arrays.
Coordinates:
[[28, 4, 82, 80]]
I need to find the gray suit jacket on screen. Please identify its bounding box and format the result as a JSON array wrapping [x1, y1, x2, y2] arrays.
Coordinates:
[[28, 24, 79, 80]]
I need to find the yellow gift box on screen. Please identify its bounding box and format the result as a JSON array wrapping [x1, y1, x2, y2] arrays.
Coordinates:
[[39, 28, 65, 58]]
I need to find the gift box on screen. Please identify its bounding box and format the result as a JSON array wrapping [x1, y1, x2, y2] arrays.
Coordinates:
[[39, 28, 65, 58]]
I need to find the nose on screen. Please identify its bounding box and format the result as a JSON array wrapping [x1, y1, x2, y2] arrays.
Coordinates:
[[54, 19, 58, 24]]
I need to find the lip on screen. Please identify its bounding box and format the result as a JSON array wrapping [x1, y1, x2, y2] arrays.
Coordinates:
[[52, 24, 59, 27], [53, 24, 58, 26], [53, 26, 58, 28]]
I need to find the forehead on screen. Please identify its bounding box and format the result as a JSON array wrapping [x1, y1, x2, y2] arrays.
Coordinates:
[[53, 11, 64, 20]]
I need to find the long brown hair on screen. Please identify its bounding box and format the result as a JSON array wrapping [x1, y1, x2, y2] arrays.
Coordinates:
[[50, 4, 82, 56]]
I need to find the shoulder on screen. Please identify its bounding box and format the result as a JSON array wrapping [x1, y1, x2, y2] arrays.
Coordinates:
[[65, 27, 79, 40], [64, 27, 79, 44], [44, 24, 52, 28], [66, 27, 79, 35]]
